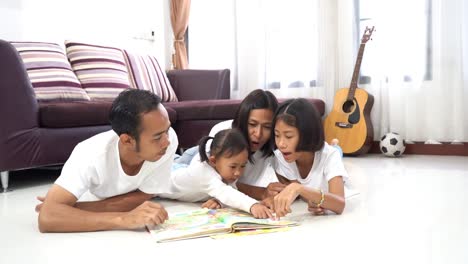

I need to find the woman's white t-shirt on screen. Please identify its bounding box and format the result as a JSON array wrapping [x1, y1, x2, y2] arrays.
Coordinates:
[[160, 154, 258, 213], [208, 120, 277, 187], [55, 128, 178, 200], [273, 142, 349, 192]]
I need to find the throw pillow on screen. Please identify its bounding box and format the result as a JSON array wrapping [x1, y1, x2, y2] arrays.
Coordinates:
[[123, 50, 178, 102], [65, 41, 133, 100], [10, 41, 90, 102]]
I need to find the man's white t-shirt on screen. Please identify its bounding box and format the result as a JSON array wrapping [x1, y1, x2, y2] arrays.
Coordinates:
[[160, 154, 258, 213], [208, 120, 277, 187], [55, 128, 178, 200], [274, 142, 349, 192]]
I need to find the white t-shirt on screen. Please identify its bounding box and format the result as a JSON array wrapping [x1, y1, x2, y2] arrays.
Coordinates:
[[55, 128, 178, 200], [273, 142, 349, 192], [160, 154, 258, 213], [208, 120, 277, 187]]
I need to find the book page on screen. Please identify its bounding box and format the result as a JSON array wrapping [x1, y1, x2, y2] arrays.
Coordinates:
[[148, 208, 298, 243]]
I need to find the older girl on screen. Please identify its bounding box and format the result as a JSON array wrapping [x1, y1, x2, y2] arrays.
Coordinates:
[[271, 98, 348, 217]]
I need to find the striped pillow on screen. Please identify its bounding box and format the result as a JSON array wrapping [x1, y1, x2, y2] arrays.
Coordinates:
[[65, 41, 132, 100], [11, 41, 90, 102], [124, 50, 178, 102]]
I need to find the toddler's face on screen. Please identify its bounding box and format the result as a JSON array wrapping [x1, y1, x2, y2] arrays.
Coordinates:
[[211, 150, 249, 184]]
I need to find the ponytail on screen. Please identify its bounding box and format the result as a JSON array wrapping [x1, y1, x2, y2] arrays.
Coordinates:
[[198, 136, 213, 162]]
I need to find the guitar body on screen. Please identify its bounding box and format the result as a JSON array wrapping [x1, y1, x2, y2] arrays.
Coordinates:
[[323, 26, 375, 156], [324, 87, 374, 155]]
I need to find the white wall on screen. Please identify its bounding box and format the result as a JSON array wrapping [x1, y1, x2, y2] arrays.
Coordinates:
[[0, 0, 171, 68]]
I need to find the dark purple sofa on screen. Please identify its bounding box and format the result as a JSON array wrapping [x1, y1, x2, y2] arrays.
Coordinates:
[[0, 39, 325, 191]]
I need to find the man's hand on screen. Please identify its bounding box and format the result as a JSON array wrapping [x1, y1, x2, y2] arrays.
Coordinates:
[[264, 182, 287, 198], [201, 198, 222, 209], [119, 201, 168, 229], [273, 183, 302, 218], [35, 196, 45, 212], [250, 203, 273, 219]]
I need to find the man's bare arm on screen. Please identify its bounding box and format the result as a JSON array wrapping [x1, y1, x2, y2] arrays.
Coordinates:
[[38, 184, 167, 233], [76, 190, 154, 212]]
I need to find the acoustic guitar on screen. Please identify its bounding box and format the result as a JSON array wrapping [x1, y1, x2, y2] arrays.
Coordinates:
[[323, 26, 375, 155]]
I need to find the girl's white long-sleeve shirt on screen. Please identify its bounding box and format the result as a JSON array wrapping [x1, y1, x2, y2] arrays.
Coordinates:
[[160, 155, 258, 213]]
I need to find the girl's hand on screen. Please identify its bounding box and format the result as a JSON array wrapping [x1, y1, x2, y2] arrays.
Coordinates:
[[273, 183, 302, 217], [308, 202, 325, 215], [201, 198, 222, 209], [250, 203, 274, 219]]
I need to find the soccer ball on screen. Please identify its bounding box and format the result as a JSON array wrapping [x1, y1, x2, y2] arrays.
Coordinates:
[[379, 132, 406, 157]]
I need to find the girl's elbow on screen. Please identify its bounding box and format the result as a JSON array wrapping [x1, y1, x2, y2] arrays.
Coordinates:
[[335, 198, 346, 215]]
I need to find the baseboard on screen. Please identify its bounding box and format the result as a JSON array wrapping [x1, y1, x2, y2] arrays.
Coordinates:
[[369, 141, 468, 156]]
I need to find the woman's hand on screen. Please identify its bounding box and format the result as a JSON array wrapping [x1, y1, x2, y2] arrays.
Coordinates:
[[250, 203, 274, 219], [260, 196, 274, 209], [264, 182, 287, 198], [273, 183, 302, 218], [201, 198, 222, 209]]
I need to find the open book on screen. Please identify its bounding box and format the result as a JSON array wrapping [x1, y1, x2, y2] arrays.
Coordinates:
[[147, 208, 298, 243]]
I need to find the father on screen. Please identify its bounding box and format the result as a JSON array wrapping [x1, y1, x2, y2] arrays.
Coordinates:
[[37, 89, 177, 232]]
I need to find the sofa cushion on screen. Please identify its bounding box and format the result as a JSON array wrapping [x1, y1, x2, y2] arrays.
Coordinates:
[[65, 41, 132, 100], [124, 50, 178, 102], [10, 41, 90, 102], [39, 102, 177, 128]]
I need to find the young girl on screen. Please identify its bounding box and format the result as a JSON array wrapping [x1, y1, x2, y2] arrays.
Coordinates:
[[270, 98, 348, 217], [162, 128, 273, 219]]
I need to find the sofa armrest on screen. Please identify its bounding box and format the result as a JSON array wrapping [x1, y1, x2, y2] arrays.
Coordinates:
[[0, 40, 39, 132], [167, 69, 230, 101], [0, 40, 39, 171]]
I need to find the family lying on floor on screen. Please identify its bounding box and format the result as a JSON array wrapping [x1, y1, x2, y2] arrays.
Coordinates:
[[35, 89, 348, 233]]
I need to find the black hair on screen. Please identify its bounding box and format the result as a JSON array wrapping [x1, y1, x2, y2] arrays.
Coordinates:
[[232, 89, 278, 157], [271, 98, 324, 152], [198, 128, 252, 163], [109, 89, 162, 149]]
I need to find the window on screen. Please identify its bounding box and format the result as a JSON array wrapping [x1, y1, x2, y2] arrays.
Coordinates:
[[358, 0, 432, 84]]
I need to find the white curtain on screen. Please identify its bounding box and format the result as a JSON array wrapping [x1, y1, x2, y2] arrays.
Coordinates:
[[188, 0, 468, 142], [361, 0, 468, 142], [232, 0, 357, 103]]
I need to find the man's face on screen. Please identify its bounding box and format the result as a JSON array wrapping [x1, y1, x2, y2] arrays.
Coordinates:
[[135, 105, 171, 162]]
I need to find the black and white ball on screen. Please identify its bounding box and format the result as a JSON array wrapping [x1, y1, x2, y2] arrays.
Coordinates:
[[380, 132, 406, 157]]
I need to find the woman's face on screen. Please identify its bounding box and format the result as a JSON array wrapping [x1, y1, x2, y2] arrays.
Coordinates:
[[247, 109, 274, 152], [274, 119, 300, 163]]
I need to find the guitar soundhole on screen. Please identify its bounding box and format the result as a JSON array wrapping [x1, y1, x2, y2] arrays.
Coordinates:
[[342, 100, 355, 113]]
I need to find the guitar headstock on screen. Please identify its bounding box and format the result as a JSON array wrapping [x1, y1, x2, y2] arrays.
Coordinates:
[[361, 26, 375, 44]]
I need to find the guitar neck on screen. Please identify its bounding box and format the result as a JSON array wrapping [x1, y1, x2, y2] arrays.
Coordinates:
[[348, 43, 366, 100]]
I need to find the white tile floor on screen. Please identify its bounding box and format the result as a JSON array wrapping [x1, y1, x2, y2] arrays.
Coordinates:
[[1, 154, 467, 264]]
